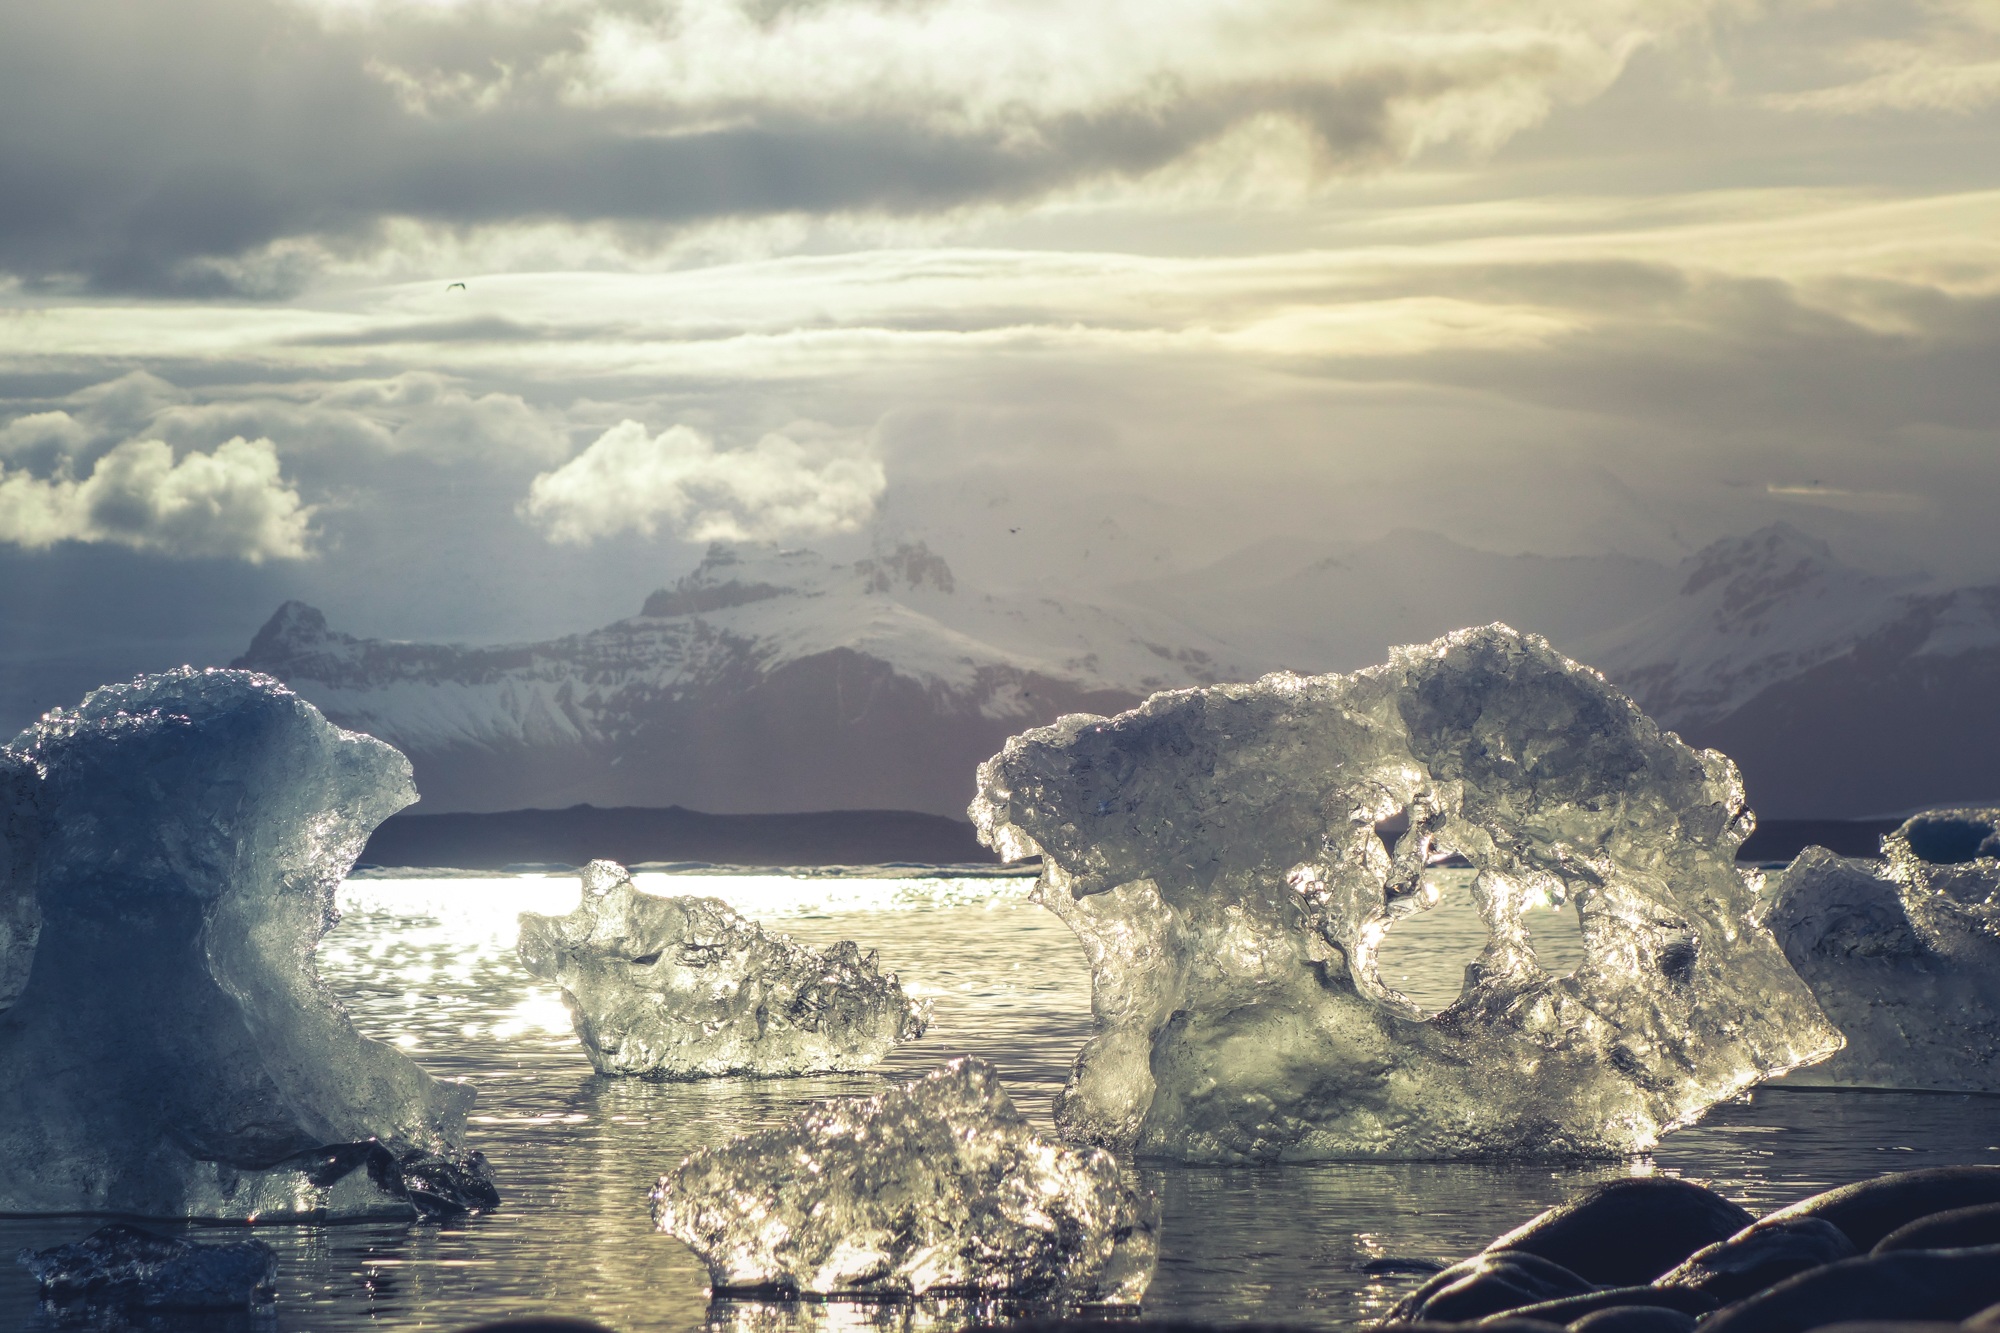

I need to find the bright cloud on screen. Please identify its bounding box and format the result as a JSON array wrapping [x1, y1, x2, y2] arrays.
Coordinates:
[[522, 422, 886, 545], [0, 438, 314, 562]]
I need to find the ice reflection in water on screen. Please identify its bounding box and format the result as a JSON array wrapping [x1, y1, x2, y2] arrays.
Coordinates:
[[0, 869, 1995, 1333]]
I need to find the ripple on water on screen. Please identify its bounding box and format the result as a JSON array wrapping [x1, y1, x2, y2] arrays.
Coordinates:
[[1, 872, 1994, 1332]]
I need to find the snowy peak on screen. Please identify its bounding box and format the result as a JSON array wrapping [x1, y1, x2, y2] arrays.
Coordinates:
[[1581, 523, 1930, 727], [638, 541, 955, 619], [242, 600, 339, 662]]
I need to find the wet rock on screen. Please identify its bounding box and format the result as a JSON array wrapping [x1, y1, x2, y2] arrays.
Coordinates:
[[1871, 1202, 2000, 1254], [1565, 1308, 1698, 1333], [1697, 1245, 2000, 1333], [17, 1223, 276, 1309], [1749, 1166, 2000, 1250], [1653, 1217, 1858, 1305], [1486, 1178, 1754, 1287], [1386, 1252, 1598, 1323], [1499, 1286, 1715, 1324]]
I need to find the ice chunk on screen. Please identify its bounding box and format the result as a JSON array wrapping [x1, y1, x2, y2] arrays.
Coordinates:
[[0, 668, 494, 1219], [18, 1224, 276, 1310], [518, 859, 927, 1078], [651, 1057, 1157, 1305], [969, 625, 1841, 1162], [1759, 808, 2000, 1091]]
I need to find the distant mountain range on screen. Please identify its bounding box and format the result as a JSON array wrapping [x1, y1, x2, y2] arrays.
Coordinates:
[[236, 524, 2000, 820]]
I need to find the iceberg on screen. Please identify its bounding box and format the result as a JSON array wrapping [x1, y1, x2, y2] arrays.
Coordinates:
[[518, 860, 927, 1078], [0, 668, 494, 1220], [970, 625, 1841, 1162], [651, 1057, 1156, 1305], [1759, 808, 2000, 1092]]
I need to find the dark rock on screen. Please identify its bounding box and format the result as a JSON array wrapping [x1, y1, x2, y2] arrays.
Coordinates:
[[1484, 1178, 1755, 1286], [1871, 1202, 2000, 1254], [1498, 1285, 1716, 1324], [1793, 1325, 1971, 1333], [16, 1223, 276, 1309], [1364, 1257, 1451, 1275], [1375, 1323, 1568, 1333], [1387, 1252, 1599, 1323], [1750, 1166, 2000, 1249], [293, 1140, 500, 1219], [1565, 1307, 1698, 1333], [1698, 1245, 2000, 1333], [1653, 1217, 1858, 1304]]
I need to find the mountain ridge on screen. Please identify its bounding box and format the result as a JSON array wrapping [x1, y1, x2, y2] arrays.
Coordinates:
[[237, 526, 2000, 820]]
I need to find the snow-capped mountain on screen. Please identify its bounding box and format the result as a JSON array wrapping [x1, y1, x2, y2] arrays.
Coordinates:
[[237, 525, 2000, 821], [234, 542, 1238, 817], [1571, 525, 2000, 817], [1575, 524, 1930, 730]]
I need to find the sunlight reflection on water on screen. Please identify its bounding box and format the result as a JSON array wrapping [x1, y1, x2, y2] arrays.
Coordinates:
[[2, 870, 1996, 1333]]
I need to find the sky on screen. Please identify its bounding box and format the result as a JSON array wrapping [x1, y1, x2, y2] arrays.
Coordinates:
[[1, 0, 1998, 722]]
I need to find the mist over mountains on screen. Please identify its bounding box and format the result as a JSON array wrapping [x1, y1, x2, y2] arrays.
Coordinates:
[[236, 523, 2000, 821]]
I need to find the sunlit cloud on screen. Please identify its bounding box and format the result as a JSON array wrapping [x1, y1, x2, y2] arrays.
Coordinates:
[[0, 437, 314, 562], [522, 421, 886, 544]]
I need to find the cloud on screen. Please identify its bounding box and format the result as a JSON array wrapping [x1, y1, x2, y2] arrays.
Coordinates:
[[0, 0, 1708, 293], [0, 437, 314, 562], [521, 421, 885, 544], [1758, 1, 2000, 116]]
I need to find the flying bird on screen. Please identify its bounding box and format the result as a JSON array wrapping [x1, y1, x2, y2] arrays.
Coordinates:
[[446, 282, 466, 291]]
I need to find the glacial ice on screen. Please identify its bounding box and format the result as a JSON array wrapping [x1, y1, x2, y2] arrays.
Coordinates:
[[19, 1224, 277, 1310], [1759, 808, 2000, 1092], [970, 624, 1842, 1162], [651, 1057, 1157, 1304], [0, 668, 494, 1220], [518, 859, 927, 1078]]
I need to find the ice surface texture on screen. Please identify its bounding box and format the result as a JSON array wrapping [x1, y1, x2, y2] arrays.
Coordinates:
[[651, 1057, 1156, 1304], [1760, 808, 2000, 1091], [19, 1224, 276, 1310], [518, 859, 927, 1078], [0, 668, 487, 1219], [970, 624, 1841, 1162]]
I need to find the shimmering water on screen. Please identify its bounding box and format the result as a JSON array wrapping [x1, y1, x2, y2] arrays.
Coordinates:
[[3, 869, 1996, 1333]]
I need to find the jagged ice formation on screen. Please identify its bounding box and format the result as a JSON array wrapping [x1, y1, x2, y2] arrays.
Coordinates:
[[518, 859, 927, 1078], [1759, 808, 2000, 1091], [0, 669, 492, 1220], [652, 1057, 1157, 1304], [970, 624, 1841, 1162]]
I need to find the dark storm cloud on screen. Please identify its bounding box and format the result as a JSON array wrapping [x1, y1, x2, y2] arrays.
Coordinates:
[[0, 0, 1653, 295]]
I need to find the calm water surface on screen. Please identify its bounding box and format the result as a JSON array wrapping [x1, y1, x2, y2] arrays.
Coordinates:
[[3, 870, 1996, 1332]]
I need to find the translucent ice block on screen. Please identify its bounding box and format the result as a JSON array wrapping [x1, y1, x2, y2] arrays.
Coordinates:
[[1761, 808, 2000, 1092], [652, 1057, 1156, 1304], [0, 668, 491, 1219], [518, 859, 927, 1078], [970, 625, 1841, 1161]]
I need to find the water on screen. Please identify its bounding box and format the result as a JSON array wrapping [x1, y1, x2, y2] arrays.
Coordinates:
[[3, 869, 1996, 1332]]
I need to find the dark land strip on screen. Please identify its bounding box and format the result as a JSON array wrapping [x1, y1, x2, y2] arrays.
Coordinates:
[[358, 804, 1902, 872]]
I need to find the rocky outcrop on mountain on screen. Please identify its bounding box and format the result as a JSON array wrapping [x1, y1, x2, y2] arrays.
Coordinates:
[[235, 543, 1223, 818], [1578, 526, 2000, 818]]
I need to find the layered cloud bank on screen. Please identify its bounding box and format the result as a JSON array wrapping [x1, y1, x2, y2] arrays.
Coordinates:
[[0, 0, 1994, 735]]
